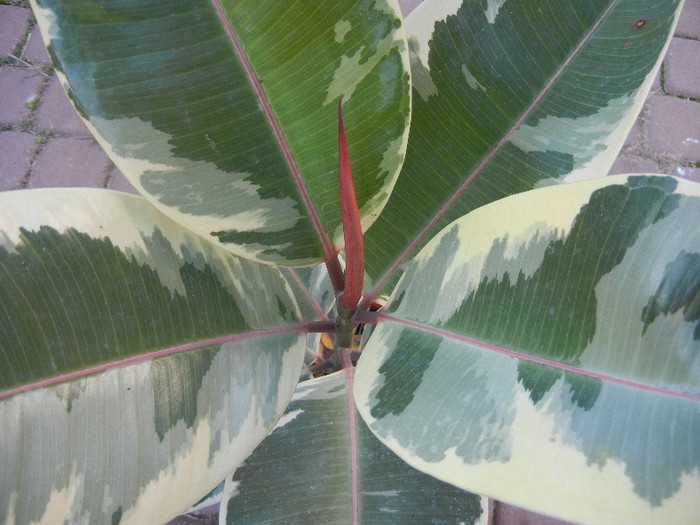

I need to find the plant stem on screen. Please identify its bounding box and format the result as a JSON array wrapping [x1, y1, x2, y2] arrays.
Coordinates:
[[339, 347, 359, 525], [334, 303, 356, 349]]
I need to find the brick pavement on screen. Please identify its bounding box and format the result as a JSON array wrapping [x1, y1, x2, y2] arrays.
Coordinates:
[[1, 0, 699, 192], [0, 0, 135, 192], [608, 0, 700, 180]]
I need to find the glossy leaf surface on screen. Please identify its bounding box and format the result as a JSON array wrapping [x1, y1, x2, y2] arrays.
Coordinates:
[[362, 0, 682, 297], [222, 372, 486, 524], [31, 0, 410, 266], [0, 190, 307, 524], [355, 175, 700, 524]]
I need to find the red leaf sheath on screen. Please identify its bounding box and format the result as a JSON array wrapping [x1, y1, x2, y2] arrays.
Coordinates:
[[337, 101, 364, 311]]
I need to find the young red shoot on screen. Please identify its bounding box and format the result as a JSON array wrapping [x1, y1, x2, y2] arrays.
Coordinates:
[[337, 100, 364, 312]]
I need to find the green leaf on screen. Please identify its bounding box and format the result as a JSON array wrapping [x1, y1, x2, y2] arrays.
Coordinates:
[[0, 189, 307, 524], [222, 372, 485, 524], [31, 0, 410, 266], [355, 175, 700, 524], [362, 0, 682, 296], [282, 264, 336, 324]]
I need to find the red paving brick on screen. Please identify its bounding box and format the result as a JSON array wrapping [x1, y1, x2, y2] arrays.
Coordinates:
[[664, 37, 700, 99], [0, 130, 35, 190], [647, 95, 700, 162], [36, 75, 91, 136], [22, 25, 52, 67], [30, 137, 112, 189], [674, 165, 700, 179], [608, 155, 661, 176], [0, 5, 30, 58], [675, 0, 700, 38], [0, 68, 45, 124]]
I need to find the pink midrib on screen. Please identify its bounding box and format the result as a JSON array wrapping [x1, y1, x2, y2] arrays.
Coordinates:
[[0, 324, 316, 400], [210, 0, 338, 265], [379, 313, 700, 402], [360, 0, 619, 309], [340, 350, 360, 525]]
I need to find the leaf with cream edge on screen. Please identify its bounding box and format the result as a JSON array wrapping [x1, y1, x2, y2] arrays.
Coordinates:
[[30, 0, 411, 267], [354, 175, 700, 525], [0, 189, 312, 524], [221, 371, 486, 524], [361, 0, 683, 302]]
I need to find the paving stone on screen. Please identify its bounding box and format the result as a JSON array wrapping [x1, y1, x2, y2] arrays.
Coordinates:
[[105, 165, 139, 194], [622, 115, 644, 148], [675, 0, 700, 39], [30, 137, 111, 188], [664, 37, 700, 99], [491, 502, 575, 525], [647, 95, 700, 162], [651, 68, 661, 92], [672, 165, 700, 182], [608, 155, 660, 175], [0, 130, 35, 190], [0, 67, 44, 125], [399, 0, 422, 16], [36, 75, 91, 136], [0, 5, 30, 59], [22, 25, 51, 67]]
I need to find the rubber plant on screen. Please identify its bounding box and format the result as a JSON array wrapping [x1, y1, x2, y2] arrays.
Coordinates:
[[1, 0, 698, 524]]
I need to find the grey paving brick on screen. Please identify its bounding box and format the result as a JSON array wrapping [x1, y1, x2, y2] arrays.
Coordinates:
[[673, 165, 700, 182], [652, 69, 661, 92], [400, 0, 422, 16], [664, 37, 700, 99], [0, 130, 35, 190], [622, 116, 643, 148], [608, 155, 660, 176], [30, 137, 111, 188], [22, 25, 52, 67], [36, 75, 91, 136], [0, 5, 30, 59], [676, 0, 700, 39], [647, 95, 700, 162], [0, 67, 44, 125]]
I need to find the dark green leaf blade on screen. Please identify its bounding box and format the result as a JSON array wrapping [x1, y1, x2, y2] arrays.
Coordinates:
[[222, 371, 485, 524], [362, 0, 682, 296], [32, 0, 411, 266]]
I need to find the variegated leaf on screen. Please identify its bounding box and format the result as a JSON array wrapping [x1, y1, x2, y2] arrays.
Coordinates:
[[282, 264, 336, 324], [0, 190, 307, 524], [355, 175, 700, 524], [362, 0, 682, 299], [222, 372, 486, 524], [31, 0, 411, 266]]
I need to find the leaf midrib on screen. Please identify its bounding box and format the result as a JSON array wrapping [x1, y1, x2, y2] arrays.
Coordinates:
[[361, 0, 619, 309], [0, 322, 328, 400], [209, 0, 339, 265], [378, 313, 700, 401]]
